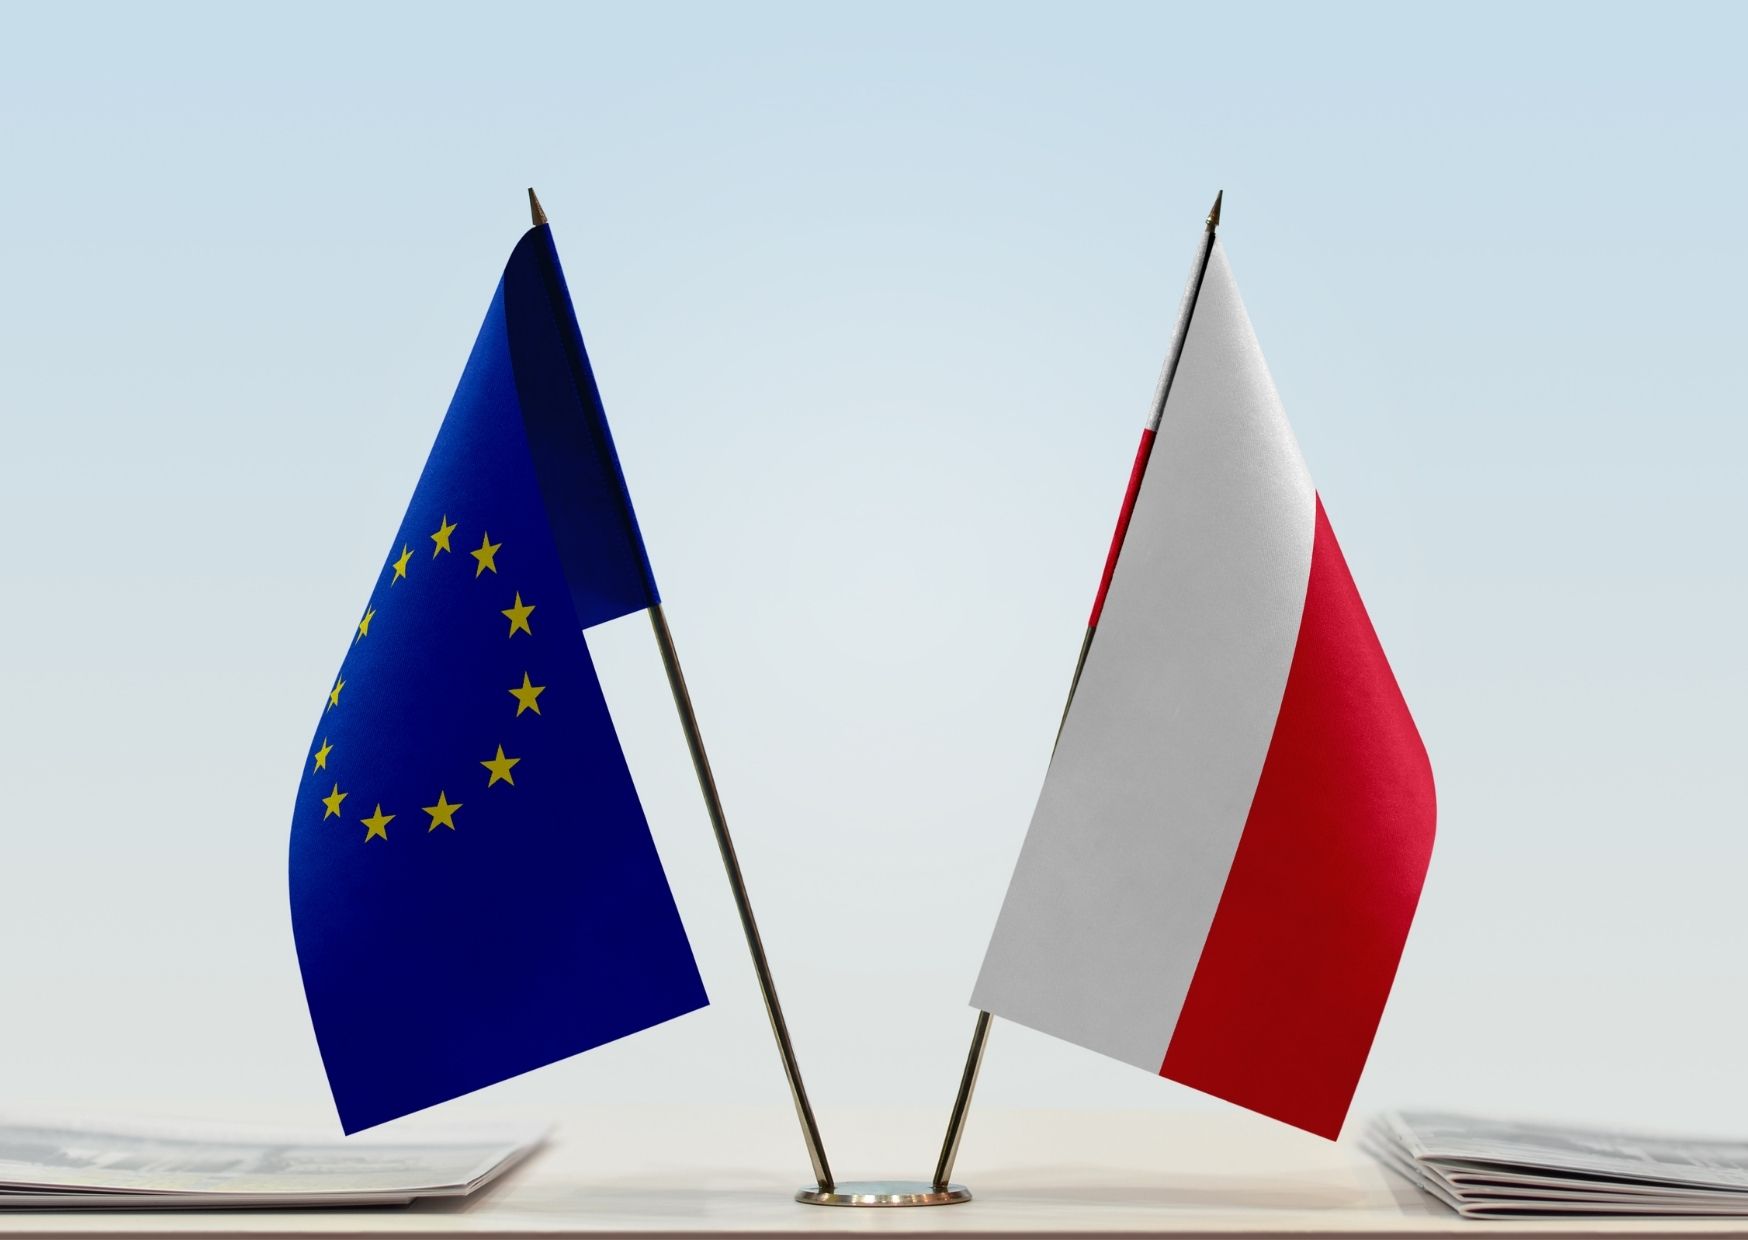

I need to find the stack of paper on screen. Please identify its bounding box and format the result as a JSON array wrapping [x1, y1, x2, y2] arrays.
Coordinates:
[[1370, 1111, 1748, 1218], [0, 1115, 543, 1209]]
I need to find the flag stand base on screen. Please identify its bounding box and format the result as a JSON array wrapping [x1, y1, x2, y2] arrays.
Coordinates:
[[794, 1181, 971, 1207]]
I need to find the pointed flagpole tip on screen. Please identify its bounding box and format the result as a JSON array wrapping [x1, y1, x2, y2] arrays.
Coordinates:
[[528, 187, 548, 227], [1206, 190, 1223, 232]]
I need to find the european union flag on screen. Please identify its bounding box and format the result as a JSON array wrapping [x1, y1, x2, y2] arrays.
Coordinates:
[[289, 219, 707, 1133]]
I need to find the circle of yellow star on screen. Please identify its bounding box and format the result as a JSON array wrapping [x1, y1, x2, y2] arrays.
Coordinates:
[[430, 515, 457, 556], [471, 532, 501, 577], [327, 676, 345, 710], [312, 738, 333, 772], [423, 791, 462, 831], [361, 804, 394, 842], [501, 593, 535, 637], [321, 783, 347, 819], [390, 544, 414, 584], [481, 745, 521, 787], [355, 607, 375, 643], [509, 672, 546, 716]]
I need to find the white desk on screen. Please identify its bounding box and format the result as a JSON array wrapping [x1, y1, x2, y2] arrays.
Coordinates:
[[3, 1107, 1743, 1238]]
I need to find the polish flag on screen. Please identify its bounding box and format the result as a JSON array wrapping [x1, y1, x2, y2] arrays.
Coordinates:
[[972, 217, 1436, 1141]]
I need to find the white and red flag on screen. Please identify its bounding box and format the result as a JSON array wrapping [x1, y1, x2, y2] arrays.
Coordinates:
[[972, 210, 1436, 1141]]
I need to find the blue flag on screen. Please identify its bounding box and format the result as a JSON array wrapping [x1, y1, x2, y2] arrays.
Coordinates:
[[289, 224, 708, 1133]]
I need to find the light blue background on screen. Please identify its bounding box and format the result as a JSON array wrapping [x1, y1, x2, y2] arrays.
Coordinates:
[[2, 0, 1744, 1147]]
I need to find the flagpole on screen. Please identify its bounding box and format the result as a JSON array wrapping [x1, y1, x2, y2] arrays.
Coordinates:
[[928, 191, 1224, 1194], [524, 188, 835, 1193], [646, 604, 835, 1192]]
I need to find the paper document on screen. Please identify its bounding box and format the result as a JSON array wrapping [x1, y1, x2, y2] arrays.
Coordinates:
[[1371, 1111, 1748, 1218], [0, 1115, 543, 1209]]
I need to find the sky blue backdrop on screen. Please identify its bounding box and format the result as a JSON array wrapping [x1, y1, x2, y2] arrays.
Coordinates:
[[1, 1, 1744, 1145]]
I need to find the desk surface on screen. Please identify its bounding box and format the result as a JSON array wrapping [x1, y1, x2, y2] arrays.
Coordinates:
[[2, 1107, 1743, 1239]]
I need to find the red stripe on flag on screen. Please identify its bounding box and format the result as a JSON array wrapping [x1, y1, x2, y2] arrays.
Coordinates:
[[1088, 428, 1157, 628], [1159, 497, 1435, 1139]]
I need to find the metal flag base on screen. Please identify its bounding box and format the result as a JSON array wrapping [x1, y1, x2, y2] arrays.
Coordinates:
[[794, 1180, 972, 1207]]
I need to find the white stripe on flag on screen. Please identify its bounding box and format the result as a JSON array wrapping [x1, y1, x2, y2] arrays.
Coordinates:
[[972, 243, 1316, 1070]]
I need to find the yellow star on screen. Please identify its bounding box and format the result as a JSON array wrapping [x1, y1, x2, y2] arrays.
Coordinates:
[[312, 738, 333, 771], [481, 745, 520, 787], [327, 676, 345, 710], [471, 532, 501, 577], [321, 783, 347, 819], [430, 515, 457, 556], [423, 791, 462, 831], [361, 803, 394, 842], [509, 672, 546, 716], [390, 544, 413, 584], [355, 607, 375, 643], [501, 592, 535, 637]]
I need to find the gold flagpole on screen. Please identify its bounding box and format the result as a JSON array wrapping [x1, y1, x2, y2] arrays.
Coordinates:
[[927, 191, 1225, 1197], [525, 188, 834, 1194]]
